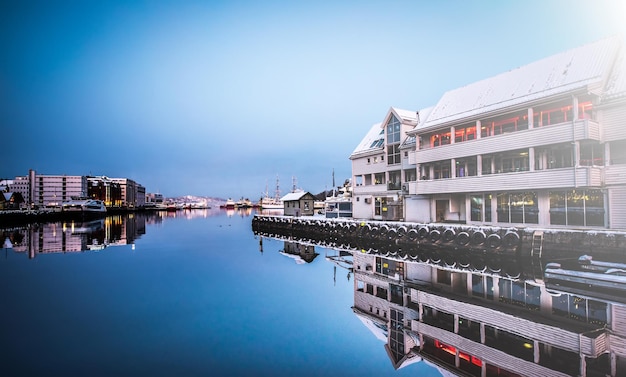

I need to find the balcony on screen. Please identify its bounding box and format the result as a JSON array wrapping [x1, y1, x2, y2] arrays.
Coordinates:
[[387, 182, 402, 191], [414, 119, 600, 164], [415, 167, 604, 195]]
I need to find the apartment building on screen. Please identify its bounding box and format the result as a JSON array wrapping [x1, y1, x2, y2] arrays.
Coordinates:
[[10, 169, 87, 208], [352, 36, 626, 229]]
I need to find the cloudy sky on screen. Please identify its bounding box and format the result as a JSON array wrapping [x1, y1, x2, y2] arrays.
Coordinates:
[[2, 0, 625, 199]]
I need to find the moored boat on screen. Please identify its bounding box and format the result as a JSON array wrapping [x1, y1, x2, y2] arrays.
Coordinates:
[[61, 197, 107, 218]]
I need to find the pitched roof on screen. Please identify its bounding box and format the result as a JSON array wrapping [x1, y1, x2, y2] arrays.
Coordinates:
[[422, 36, 622, 129], [604, 42, 626, 101], [350, 122, 384, 157], [281, 191, 311, 202]]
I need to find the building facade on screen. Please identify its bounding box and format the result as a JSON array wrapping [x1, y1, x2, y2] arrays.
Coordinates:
[[9, 170, 87, 208], [7, 171, 147, 210], [351, 37, 626, 230], [281, 191, 316, 216], [350, 108, 420, 220]]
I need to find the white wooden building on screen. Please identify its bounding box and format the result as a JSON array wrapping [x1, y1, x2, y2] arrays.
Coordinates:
[[351, 36, 626, 230]]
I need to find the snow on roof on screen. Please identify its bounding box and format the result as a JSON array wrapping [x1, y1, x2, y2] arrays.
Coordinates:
[[422, 36, 622, 129], [350, 122, 384, 157], [280, 191, 309, 202], [604, 42, 626, 101], [351, 107, 423, 157], [392, 107, 418, 122]]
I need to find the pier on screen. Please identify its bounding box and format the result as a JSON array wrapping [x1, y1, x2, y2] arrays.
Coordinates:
[[252, 215, 626, 274]]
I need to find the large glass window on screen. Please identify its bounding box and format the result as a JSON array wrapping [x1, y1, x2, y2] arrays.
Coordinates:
[[471, 195, 483, 221], [552, 294, 607, 326], [579, 142, 604, 166], [433, 160, 451, 179], [374, 197, 387, 216], [455, 124, 477, 142], [388, 170, 401, 190], [497, 192, 538, 224], [499, 280, 540, 311], [455, 157, 477, 177], [549, 189, 605, 227], [495, 149, 529, 173], [481, 110, 529, 137], [386, 115, 401, 143], [387, 144, 401, 165]]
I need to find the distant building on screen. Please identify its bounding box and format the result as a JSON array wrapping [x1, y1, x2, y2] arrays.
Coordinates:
[[109, 178, 144, 208], [87, 176, 123, 207], [281, 191, 316, 216], [6, 170, 147, 210], [351, 36, 626, 229], [9, 170, 87, 208], [0, 192, 24, 209]]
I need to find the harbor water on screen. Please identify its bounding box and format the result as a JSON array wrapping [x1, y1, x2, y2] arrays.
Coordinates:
[[0, 209, 441, 377]]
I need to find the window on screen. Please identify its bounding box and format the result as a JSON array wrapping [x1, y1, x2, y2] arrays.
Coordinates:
[[471, 195, 483, 221], [374, 173, 385, 185], [387, 144, 401, 165], [481, 155, 493, 175], [494, 149, 529, 173], [374, 197, 387, 216], [369, 138, 384, 148], [455, 125, 477, 142], [386, 115, 401, 143], [549, 189, 605, 226], [552, 294, 607, 325], [455, 157, 477, 177], [404, 168, 416, 182], [430, 131, 451, 147], [433, 160, 451, 179], [355, 176, 363, 186], [579, 142, 604, 166], [499, 280, 540, 310], [388, 170, 401, 190], [497, 192, 538, 224], [481, 111, 528, 137]]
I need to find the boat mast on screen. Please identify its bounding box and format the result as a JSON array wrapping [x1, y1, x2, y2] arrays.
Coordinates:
[[332, 168, 336, 198], [274, 175, 281, 201]]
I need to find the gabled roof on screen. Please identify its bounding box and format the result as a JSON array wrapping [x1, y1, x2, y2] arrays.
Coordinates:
[[350, 107, 421, 158], [421, 36, 622, 130], [281, 191, 311, 202]]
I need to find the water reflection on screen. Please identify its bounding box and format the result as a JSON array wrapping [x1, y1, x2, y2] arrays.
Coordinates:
[[1, 208, 253, 259], [253, 229, 626, 377]]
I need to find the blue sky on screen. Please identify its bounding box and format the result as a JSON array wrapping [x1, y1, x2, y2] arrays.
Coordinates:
[[2, 0, 625, 199]]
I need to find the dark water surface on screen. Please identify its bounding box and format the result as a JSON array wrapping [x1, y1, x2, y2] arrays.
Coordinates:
[[0, 210, 440, 377]]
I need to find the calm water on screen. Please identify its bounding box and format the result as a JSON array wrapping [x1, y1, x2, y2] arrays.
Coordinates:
[[0, 210, 441, 377]]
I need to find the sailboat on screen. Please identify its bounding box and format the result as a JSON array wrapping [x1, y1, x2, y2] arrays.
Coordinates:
[[260, 176, 284, 210]]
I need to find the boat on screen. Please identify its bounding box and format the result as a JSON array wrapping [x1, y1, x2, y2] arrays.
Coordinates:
[[61, 197, 107, 218], [260, 176, 283, 210], [220, 198, 236, 209], [235, 198, 253, 209]]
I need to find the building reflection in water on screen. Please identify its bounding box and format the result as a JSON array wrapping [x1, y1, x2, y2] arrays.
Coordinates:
[[2, 213, 155, 258], [279, 241, 319, 264], [255, 231, 626, 377]]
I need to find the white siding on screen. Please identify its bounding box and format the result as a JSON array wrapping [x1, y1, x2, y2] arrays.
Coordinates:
[[602, 103, 626, 141], [609, 185, 626, 230]]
